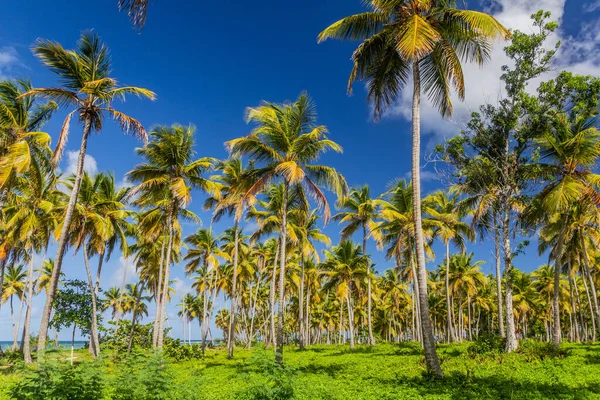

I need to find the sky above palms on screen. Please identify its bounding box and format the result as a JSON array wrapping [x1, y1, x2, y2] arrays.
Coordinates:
[[0, 0, 598, 340]]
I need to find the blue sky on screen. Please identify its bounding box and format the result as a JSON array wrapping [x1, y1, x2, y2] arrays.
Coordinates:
[[0, 0, 599, 341]]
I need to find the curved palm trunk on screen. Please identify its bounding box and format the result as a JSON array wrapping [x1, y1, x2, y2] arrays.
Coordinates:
[[494, 214, 505, 337], [363, 224, 374, 346], [23, 249, 35, 364], [201, 261, 209, 355], [82, 243, 100, 357], [38, 118, 92, 355], [275, 184, 288, 364], [503, 206, 518, 352], [227, 220, 239, 359], [411, 62, 442, 375], [157, 212, 175, 348]]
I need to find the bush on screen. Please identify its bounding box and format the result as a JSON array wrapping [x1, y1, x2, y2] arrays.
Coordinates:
[[517, 338, 569, 361], [236, 347, 296, 400], [9, 361, 104, 400], [467, 333, 505, 356], [163, 338, 203, 361]]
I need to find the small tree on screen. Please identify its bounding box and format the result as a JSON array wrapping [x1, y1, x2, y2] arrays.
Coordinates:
[[50, 280, 94, 365]]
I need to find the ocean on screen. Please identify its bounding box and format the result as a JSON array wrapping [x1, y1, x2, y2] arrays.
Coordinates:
[[0, 341, 89, 350]]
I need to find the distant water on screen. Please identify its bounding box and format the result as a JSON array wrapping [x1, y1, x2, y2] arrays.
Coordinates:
[[0, 341, 88, 350]]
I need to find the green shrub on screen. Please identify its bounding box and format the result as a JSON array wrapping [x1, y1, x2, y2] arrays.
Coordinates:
[[236, 347, 296, 400], [467, 333, 505, 356], [517, 338, 569, 361], [9, 360, 104, 400], [163, 338, 203, 361]]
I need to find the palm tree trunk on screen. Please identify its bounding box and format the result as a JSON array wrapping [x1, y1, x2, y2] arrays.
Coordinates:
[[10, 297, 15, 348], [581, 270, 596, 342], [38, 118, 92, 355], [201, 261, 209, 355], [126, 281, 146, 356], [275, 183, 288, 364], [227, 220, 239, 359], [568, 271, 580, 342], [580, 239, 600, 337], [247, 277, 260, 348], [305, 285, 311, 346], [23, 248, 36, 363], [71, 323, 76, 366], [551, 213, 569, 348], [269, 243, 279, 348], [157, 212, 175, 348], [445, 241, 454, 343], [299, 250, 305, 350], [347, 293, 355, 350], [363, 224, 374, 346], [493, 213, 505, 337], [152, 234, 167, 347], [502, 205, 518, 352], [0, 258, 7, 311], [82, 243, 100, 357], [411, 61, 442, 376]]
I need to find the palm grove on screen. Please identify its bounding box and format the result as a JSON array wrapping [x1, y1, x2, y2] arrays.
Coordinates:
[[1, 1, 600, 377]]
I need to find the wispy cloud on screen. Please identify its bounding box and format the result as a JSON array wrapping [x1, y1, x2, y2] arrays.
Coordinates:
[[0, 47, 20, 79], [584, 0, 600, 12], [63, 151, 98, 176]]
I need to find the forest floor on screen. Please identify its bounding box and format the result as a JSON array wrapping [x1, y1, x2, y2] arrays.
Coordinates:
[[1, 341, 600, 399]]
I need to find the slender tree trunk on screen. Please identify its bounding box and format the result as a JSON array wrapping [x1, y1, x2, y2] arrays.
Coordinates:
[[247, 277, 260, 348], [502, 205, 518, 352], [581, 270, 596, 342], [227, 221, 239, 358], [299, 250, 305, 350], [10, 297, 15, 348], [445, 241, 454, 342], [23, 248, 36, 364], [269, 243, 279, 348], [347, 293, 355, 350], [0, 258, 7, 311], [157, 212, 175, 348], [581, 239, 600, 337], [275, 184, 288, 364], [411, 62, 442, 376], [494, 213, 505, 337], [126, 281, 145, 356], [201, 261, 209, 355], [363, 224, 374, 346], [71, 323, 76, 366], [467, 294, 472, 341], [551, 214, 569, 348], [152, 234, 167, 347], [38, 118, 92, 355], [305, 285, 311, 346], [82, 244, 100, 357], [411, 255, 421, 344], [568, 271, 580, 342]]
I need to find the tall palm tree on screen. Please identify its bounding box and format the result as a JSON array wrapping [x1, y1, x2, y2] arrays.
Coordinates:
[[1, 265, 26, 349], [322, 241, 369, 350], [334, 185, 382, 345], [227, 92, 347, 363], [128, 124, 216, 348], [204, 158, 253, 359], [447, 253, 484, 341], [527, 104, 600, 347], [184, 228, 228, 353], [27, 31, 155, 352], [425, 191, 474, 342], [319, 0, 508, 375], [103, 287, 125, 322]]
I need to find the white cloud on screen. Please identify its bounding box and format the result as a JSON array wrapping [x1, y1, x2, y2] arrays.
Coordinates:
[[110, 256, 138, 287], [386, 0, 600, 138], [584, 1, 600, 12], [403, 169, 438, 183], [64, 150, 98, 176], [172, 277, 192, 296], [0, 47, 19, 79]]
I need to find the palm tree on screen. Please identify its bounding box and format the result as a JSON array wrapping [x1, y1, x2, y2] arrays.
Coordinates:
[[425, 191, 474, 342], [527, 103, 600, 347], [27, 31, 155, 353], [447, 253, 484, 341], [118, 0, 150, 28], [319, 0, 508, 375], [0, 79, 57, 205], [322, 241, 369, 349], [1, 265, 26, 349], [227, 92, 347, 363], [184, 228, 228, 353], [204, 158, 253, 358], [128, 124, 216, 348], [334, 185, 382, 345], [103, 287, 124, 322]]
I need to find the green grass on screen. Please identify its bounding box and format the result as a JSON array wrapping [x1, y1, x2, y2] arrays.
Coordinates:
[[2, 342, 600, 399]]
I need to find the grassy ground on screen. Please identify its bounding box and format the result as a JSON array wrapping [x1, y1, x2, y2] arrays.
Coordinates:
[[1, 342, 600, 399]]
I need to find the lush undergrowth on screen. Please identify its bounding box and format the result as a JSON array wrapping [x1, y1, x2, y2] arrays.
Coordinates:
[[1, 342, 600, 399]]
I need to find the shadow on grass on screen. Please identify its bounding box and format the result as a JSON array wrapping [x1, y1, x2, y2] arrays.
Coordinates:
[[376, 371, 600, 399], [298, 362, 345, 378]]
